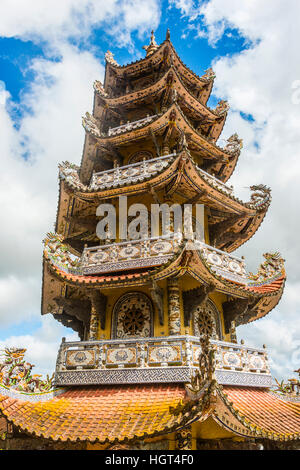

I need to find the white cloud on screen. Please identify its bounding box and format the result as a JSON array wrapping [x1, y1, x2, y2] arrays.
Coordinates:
[[169, 0, 196, 17], [174, 0, 300, 380], [0, 316, 78, 376], [0, 0, 161, 48], [0, 2, 160, 374]]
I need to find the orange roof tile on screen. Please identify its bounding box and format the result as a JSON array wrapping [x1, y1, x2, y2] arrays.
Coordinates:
[[222, 386, 300, 439], [247, 275, 285, 294], [51, 264, 151, 285], [0, 384, 189, 444]]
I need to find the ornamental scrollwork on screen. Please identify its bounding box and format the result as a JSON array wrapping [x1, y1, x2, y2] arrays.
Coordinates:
[[175, 425, 192, 450], [112, 292, 153, 339], [0, 348, 54, 393]]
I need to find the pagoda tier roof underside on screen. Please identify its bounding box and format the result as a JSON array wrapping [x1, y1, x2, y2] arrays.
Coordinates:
[[95, 66, 225, 143], [42, 234, 285, 326], [82, 103, 236, 180], [1, 382, 299, 444], [57, 152, 270, 254], [104, 39, 214, 106]]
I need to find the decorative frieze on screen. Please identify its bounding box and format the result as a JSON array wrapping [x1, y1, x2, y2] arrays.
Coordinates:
[[80, 234, 182, 275], [90, 153, 175, 190], [108, 114, 157, 136], [44, 231, 266, 287], [195, 240, 248, 283], [55, 336, 271, 387]]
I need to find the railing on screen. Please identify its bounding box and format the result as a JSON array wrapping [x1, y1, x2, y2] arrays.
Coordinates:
[[196, 165, 234, 195], [108, 114, 157, 136], [193, 240, 247, 283], [54, 336, 271, 387], [90, 153, 176, 190], [80, 233, 182, 275], [80, 236, 248, 282]]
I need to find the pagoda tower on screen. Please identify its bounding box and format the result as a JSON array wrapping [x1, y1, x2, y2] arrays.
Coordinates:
[[0, 30, 299, 451]]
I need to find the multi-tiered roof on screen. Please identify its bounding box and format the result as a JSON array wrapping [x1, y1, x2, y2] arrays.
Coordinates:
[[43, 30, 284, 340], [0, 30, 299, 451]]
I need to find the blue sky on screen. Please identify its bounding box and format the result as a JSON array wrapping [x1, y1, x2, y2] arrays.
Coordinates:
[[0, 0, 300, 381]]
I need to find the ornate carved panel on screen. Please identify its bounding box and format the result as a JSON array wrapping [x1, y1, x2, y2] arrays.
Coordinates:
[[192, 299, 221, 339], [112, 292, 153, 339]]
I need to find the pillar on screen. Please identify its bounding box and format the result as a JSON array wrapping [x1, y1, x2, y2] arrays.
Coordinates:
[[168, 277, 181, 335], [88, 303, 99, 340]]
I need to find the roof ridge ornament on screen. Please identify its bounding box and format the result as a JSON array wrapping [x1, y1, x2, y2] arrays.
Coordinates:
[[203, 67, 216, 81], [248, 252, 285, 282], [143, 30, 159, 57], [82, 111, 101, 137], [224, 133, 243, 154], [185, 334, 217, 399], [216, 99, 230, 116], [0, 347, 54, 393], [105, 50, 118, 66]]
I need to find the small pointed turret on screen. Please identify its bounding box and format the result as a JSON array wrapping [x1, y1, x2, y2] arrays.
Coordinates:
[[143, 30, 159, 56]]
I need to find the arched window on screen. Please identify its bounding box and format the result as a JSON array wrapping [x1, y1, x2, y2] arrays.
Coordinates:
[[192, 299, 222, 340], [112, 292, 153, 339]]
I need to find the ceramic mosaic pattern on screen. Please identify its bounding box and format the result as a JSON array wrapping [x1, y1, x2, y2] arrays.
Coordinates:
[[65, 349, 96, 368], [148, 344, 182, 364], [112, 292, 153, 339], [106, 346, 137, 366], [193, 299, 220, 339], [55, 336, 271, 387]]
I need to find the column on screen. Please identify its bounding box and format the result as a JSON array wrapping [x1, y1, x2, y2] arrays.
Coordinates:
[[89, 303, 99, 340], [168, 277, 181, 335]]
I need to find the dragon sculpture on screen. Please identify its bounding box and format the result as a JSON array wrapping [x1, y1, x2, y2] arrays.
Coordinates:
[[185, 334, 217, 396], [249, 184, 271, 209], [203, 67, 216, 81], [105, 50, 119, 66], [224, 133, 243, 154], [82, 111, 102, 137], [248, 252, 285, 282], [93, 80, 108, 97], [274, 369, 300, 396], [0, 348, 54, 393], [58, 161, 88, 191], [215, 100, 230, 116], [43, 232, 81, 271]]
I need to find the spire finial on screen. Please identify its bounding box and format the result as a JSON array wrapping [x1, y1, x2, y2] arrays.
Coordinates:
[[150, 30, 155, 45], [166, 28, 170, 41], [143, 30, 159, 57]]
